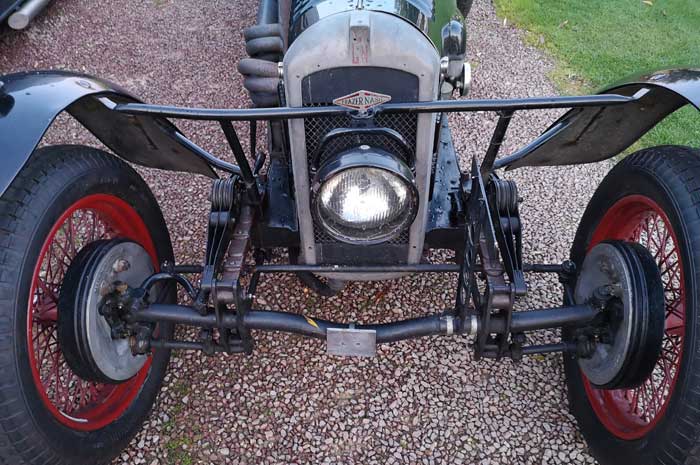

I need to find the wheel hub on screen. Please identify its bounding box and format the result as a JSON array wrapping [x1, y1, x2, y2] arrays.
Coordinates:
[[58, 239, 154, 383], [575, 241, 665, 389]]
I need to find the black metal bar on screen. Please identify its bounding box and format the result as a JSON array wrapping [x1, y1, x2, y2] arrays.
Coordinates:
[[219, 121, 256, 184], [114, 93, 639, 122], [379, 94, 637, 114], [117, 103, 345, 121], [249, 120, 257, 160], [140, 272, 198, 300], [521, 343, 573, 355], [253, 151, 267, 175], [132, 305, 457, 344], [150, 339, 244, 353], [171, 265, 204, 274], [253, 263, 461, 273], [172, 131, 241, 175], [219, 121, 261, 205], [489, 304, 599, 334], [153, 261, 567, 305], [132, 302, 598, 345], [149, 340, 204, 351], [523, 263, 567, 273], [164, 262, 564, 277], [492, 121, 567, 170], [481, 110, 514, 175], [244, 311, 453, 344]]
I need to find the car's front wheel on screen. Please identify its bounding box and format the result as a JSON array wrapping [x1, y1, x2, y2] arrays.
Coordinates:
[[566, 146, 700, 465], [0, 145, 173, 465]]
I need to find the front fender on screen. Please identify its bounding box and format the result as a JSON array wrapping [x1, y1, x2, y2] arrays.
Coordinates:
[[497, 68, 700, 169], [0, 71, 216, 196]]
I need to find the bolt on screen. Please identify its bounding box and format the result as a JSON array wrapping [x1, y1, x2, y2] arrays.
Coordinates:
[[113, 259, 130, 273], [561, 260, 576, 274], [114, 281, 129, 294], [576, 336, 596, 359]]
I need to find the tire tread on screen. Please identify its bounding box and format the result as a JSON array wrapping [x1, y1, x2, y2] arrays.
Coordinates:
[[0, 145, 170, 465]]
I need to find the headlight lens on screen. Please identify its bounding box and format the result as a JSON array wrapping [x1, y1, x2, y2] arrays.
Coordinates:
[[314, 149, 418, 244]]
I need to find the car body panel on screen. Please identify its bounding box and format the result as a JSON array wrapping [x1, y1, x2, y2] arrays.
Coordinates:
[[498, 68, 700, 170], [289, 0, 464, 52], [0, 71, 216, 196]]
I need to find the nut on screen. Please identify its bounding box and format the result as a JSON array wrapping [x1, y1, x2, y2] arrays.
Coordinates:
[[113, 259, 131, 273]]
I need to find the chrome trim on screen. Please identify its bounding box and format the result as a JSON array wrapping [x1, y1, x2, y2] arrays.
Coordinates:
[[445, 315, 454, 336], [311, 147, 419, 245], [469, 314, 478, 337]]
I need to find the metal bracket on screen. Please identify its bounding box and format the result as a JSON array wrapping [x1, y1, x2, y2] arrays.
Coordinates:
[[458, 157, 518, 360], [327, 326, 377, 357]]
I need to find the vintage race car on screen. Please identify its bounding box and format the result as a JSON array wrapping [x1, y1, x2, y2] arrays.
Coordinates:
[[0, 0, 699, 464]]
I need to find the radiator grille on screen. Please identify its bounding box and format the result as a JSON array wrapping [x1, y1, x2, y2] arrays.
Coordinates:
[[299, 67, 420, 253], [312, 220, 411, 245], [303, 105, 418, 169], [304, 105, 416, 247]]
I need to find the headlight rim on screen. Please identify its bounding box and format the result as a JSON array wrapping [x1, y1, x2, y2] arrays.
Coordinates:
[[311, 146, 419, 245]]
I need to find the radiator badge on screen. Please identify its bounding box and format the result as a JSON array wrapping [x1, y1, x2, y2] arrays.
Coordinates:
[[333, 90, 391, 112]]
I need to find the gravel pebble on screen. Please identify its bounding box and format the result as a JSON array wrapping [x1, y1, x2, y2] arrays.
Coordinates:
[[0, 0, 611, 463]]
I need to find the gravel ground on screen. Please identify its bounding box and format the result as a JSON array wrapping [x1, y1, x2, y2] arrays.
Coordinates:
[[0, 1, 614, 463]]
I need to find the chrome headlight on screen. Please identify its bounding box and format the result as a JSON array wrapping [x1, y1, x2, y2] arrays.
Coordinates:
[[312, 146, 418, 245]]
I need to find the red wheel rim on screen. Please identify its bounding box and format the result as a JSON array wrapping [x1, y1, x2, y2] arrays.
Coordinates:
[[582, 194, 685, 440], [27, 194, 158, 431]]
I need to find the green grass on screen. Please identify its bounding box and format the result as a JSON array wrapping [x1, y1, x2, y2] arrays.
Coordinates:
[[165, 437, 193, 465], [494, 0, 700, 149]]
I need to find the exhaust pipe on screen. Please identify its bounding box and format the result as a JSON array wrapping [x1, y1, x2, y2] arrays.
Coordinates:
[[8, 0, 50, 30]]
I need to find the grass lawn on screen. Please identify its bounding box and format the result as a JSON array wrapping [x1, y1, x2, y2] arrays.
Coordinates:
[[494, 0, 700, 149]]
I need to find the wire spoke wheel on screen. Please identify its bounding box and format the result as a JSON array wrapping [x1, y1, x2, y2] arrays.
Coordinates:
[[583, 195, 684, 439], [0, 146, 173, 465], [27, 194, 157, 431]]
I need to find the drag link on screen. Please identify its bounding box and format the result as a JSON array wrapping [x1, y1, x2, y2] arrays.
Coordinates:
[[251, 260, 574, 275], [155, 261, 573, 278]]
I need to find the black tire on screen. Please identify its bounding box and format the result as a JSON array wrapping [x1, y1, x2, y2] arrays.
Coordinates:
[[0, 145, 174, 465], [565, 146, 700, 465]]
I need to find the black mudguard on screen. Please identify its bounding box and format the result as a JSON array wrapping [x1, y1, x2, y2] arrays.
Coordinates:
[[0, 0, 22, 21], [0, 71, 216, 196], [498, 68, 700, 170]]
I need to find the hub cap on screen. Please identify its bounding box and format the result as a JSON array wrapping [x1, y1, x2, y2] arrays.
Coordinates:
[[583, 195, 685, 439], [27, 194, 158, 431]]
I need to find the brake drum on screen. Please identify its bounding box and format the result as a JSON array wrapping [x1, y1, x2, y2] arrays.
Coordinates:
[[574, 241, 665, 389], [58, 239, 154, 383]]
